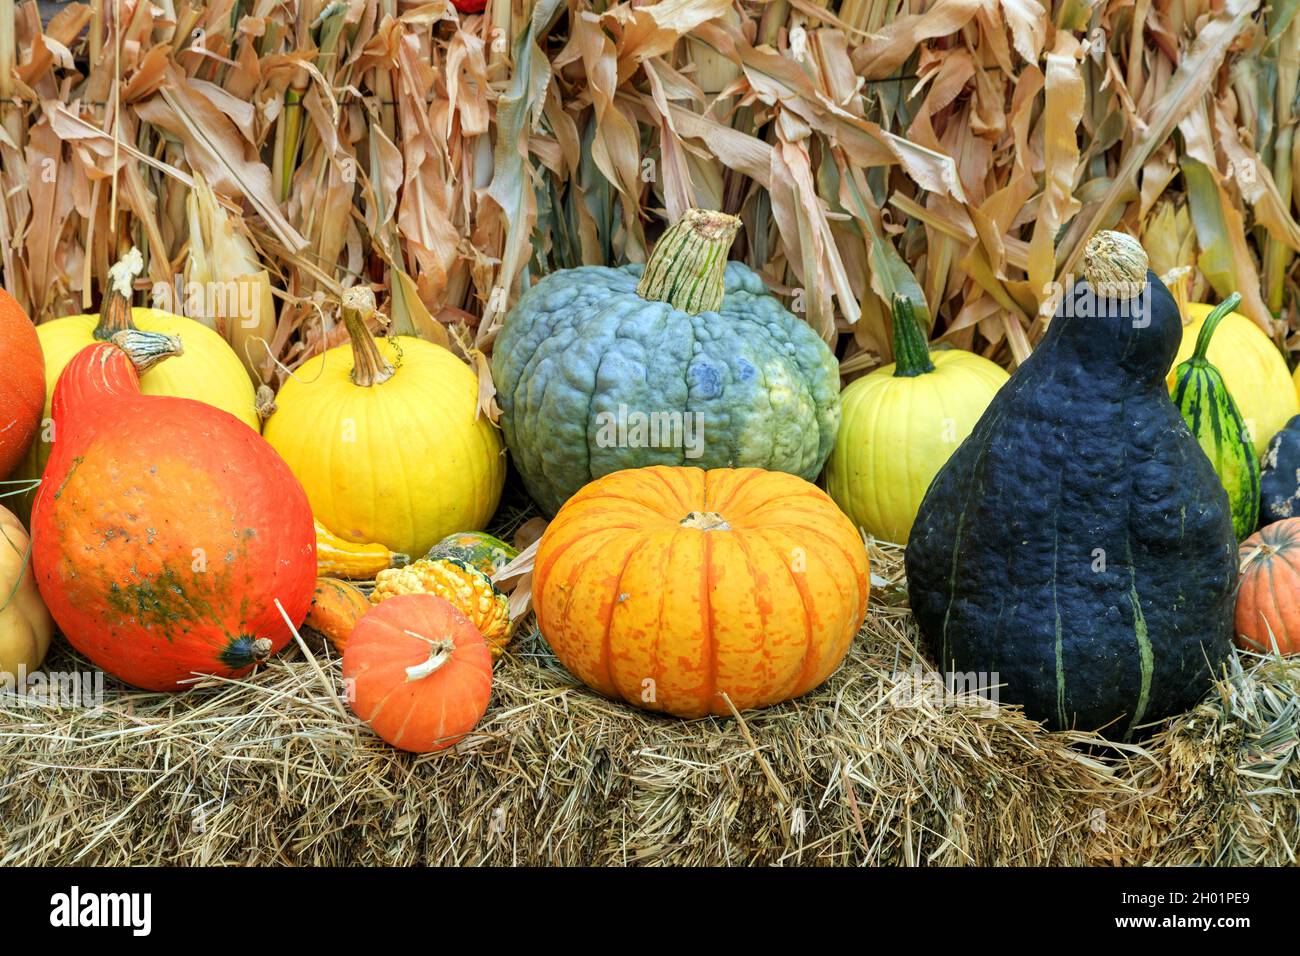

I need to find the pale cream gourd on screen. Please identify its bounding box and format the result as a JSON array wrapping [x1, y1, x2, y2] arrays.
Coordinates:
[[0, 504, 52, 682]]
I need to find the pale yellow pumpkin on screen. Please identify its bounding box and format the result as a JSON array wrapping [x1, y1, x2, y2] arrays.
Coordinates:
[[1168, 302, 1297, 457], [264, 287, 505, 558], [14, 250, 258, 517], [824, 297, 1008, 544], [0, 504, 52, 682]]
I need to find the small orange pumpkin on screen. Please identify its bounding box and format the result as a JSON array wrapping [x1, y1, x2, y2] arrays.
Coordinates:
[[342, 594, 492, 753], [304, 577, 370, 652], [1236, 520, 1300, 655], [533, 466, 871, 718]]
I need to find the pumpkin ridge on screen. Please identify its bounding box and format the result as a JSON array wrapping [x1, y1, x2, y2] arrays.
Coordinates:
[[1263, 555, 1293, 652], [756, 527, 820, 698], [699, 526, 719, 713], [599, 533, 647, 700]]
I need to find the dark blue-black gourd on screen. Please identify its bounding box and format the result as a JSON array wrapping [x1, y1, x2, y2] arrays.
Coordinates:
[[1259, 415, 1300, 526], [905, 232, 1236, 739]]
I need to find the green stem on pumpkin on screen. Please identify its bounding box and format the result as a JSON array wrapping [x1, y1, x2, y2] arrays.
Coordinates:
[[94, 247, 144, 340], [109, 329, 184, 374], [341, 286, 395, 387], [636, 208, 741, 315], [1190, 292, 1244, 364], [891, 295, 935, 377]]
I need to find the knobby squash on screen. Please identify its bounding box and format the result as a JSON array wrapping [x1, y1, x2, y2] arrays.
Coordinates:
[[0, 289, 45, 481], [825, 295, 1008, 544], [1170, 292, 1260, 541], [342, 594, 493, 753], [493, 208, 841, 516], [906, 231, 1236, 739], [31, 296, 316, 691], [425, 531, 518, 576], [1235, 519, 1300, 655], [1168, 301, 1297, 457], [15, 248, 258, 516], [533, 466, 871, 718], [314, 518, 409, 580], [304, 577, 370, 652], [0, 504, 52, 681], [264, 286, 504, 558], [1259, 415, 1300, 527], [371, 558, 512, 658]]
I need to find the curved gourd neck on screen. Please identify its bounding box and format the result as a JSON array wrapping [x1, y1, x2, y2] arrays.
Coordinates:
[[93, 247, 144, 340], [1190, 293, 1243, 364], [342, 286, 396, 387], [51, 331, 183, 424], [891, 295, 935, 377], [636, 208, 741, 314]]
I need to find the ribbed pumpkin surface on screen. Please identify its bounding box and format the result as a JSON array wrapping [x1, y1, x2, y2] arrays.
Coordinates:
[[1236, 520, 1300, 655], [534, 466, 870, 718]]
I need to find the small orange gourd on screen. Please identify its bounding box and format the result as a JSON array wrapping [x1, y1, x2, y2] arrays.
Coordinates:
[[1236, 520, 1300, 655]]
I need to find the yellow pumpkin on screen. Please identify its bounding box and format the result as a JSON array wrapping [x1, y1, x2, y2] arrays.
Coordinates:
[[0, 504, 52, 682], [14, 249, 258, 516], [824, 296, 1009, 544], [264, 287, 505, 558], [1168, 302, 1297, 457]]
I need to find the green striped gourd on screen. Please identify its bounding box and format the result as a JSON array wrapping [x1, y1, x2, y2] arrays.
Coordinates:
[[1170, 292, 1260, 541]]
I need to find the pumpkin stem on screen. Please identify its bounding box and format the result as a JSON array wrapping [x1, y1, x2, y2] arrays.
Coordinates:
[[680, 511, 731, 531], [636, 208, 741, 315], [94, 247, 144, 340], [1082, 231, 1148, 302], [1190, 292, 1243, 363], [890, 294, 935, 377], [109, 330, 184, 374], [341, 286, 396, 388], [405, 636, 457, 682]]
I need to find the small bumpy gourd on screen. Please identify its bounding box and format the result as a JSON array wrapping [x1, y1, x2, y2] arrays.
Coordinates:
[[906, 232, 1236, 739], [372, 558, 511, 658], [493, 209, 841, 516], [1258, 415, 1300, 527]]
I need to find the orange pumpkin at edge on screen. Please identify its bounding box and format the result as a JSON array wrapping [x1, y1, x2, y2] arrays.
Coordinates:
[[0, 287, 47, 480], [31, 318, 316, 691], [533, 466, 872, 718], [342, 594, 493, 753], [1236, 519, 1300, 656]]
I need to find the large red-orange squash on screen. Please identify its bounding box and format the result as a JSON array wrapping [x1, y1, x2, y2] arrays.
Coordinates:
[[1236, 519, 1300, 655], [533, 466, 871, 718], [31, 322, 316, 691], [0, 288, 46, 480], [342, 594, 492, 752]]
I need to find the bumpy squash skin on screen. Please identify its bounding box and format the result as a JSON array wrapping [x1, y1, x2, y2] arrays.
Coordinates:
[[372, 558, 512, 657], [1259, 415, 1300, 526], [493, 262, 841, 516], [425, 531, 518, 576], [32, 341, 316, 691], [906, 268, 1236, 739]]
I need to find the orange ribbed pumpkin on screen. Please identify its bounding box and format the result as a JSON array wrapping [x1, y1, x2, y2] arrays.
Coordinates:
[[342, 594, 492, 752], [1236, 519, 1300, 655], [0, 288, 45, 480], [533, 466, 871, 717]]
